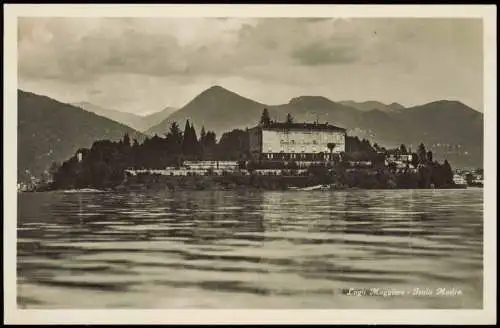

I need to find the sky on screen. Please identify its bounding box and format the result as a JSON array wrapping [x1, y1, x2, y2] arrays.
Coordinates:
[[18, 17, 483, 115]]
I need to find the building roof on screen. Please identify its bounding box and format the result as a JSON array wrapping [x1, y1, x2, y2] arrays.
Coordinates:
[[255, 122, 346, 132]]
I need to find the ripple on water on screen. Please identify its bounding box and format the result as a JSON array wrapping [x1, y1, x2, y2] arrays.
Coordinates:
[[17, 189, 484, 309]]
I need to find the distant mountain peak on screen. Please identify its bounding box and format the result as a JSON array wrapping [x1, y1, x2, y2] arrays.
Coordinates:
[[201, 85, 235, 96], [429, 99, 467, 107], [340, 100, 405, 113], [147, 85, 265, 136], [415, 99, 479, 113], [362, 100, 386, 105], [289, 95, 334, 105], [189, 85, 262, 107], [208, 84, 225, 91], [387, 102, 405, 111]]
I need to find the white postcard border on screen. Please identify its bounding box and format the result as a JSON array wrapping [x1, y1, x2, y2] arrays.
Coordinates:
[[3, 4, 497, 325]]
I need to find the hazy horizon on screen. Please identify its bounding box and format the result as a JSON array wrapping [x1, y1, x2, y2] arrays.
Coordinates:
[[18, 17, 483, 115]]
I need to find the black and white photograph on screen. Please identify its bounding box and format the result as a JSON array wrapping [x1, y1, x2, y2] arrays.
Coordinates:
[[4, 4, 496, 325]]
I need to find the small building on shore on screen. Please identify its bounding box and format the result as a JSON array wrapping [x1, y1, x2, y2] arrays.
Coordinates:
[[247, 122, 346, 161], [385, 153, 414, 169], [453, 173, 467, 185]]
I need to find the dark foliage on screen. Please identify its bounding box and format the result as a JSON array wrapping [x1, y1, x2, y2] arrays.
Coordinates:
[[49, 117, 457, 191], [51, 123, 252, 189]]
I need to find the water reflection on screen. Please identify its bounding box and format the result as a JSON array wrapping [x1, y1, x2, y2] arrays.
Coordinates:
[[17, 189, 483, 309]]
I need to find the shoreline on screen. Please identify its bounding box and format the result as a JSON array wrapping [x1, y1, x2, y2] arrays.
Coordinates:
[[19, 186, 475, 194], [24, 174, 472, 193]]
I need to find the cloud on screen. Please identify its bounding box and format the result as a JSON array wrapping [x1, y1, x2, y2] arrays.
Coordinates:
[[18, 18, 185, 82], [292, 42, 360, 65], [17, 17, 484, 113], [19, 17, 481, 80], [18, 17, 261, 82], [19, 17, 363, 82]]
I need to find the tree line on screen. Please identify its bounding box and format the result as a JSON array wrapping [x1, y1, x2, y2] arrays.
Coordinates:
[[48, 107, 456, 190], [51, 120, 253, 189]]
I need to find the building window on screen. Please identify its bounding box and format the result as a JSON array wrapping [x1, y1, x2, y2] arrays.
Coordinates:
[[313, 140, 317, 145], [291, 140, 295, 144]]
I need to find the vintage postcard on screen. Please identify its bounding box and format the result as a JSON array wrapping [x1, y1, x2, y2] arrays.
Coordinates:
[[3, 4, 496, 325]]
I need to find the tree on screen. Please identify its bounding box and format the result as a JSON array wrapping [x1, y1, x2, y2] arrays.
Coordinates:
[[182, 120, 199, 157], [327, 143, 336, 162], [166, 122, 183, 154], [201, 130, 217, 160], [182, 120, 191, 154], [190, 123, 200, 157], [260, 108, 271, 126], [417, 143, 427, 164], [442, 160, 454, 185], [122, 133, 131, 148], [169, 122, 182, 139], [400, 144, 407, 154], [286, 113, 294, 124], [200, 126, 206, 144], [216, 129, 249, 160], [410, 152, 419, 167], [426, 150, 433, 163], [361, 139, 374, 153], [205, 131, 216, 147]]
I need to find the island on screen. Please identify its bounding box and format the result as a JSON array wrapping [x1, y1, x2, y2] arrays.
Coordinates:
[[21, 110, 473, 192]]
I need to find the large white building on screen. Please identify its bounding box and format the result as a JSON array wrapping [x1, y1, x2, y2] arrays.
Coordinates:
[[248, 122, 346, 161]]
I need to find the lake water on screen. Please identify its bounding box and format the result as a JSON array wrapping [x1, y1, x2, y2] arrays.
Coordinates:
[[17, 188, 483, 309]]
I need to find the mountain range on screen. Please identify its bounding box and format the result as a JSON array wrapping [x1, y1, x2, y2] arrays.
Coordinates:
[[147, 86, 483, 168], [18, 90, 144, 182], [17, 86, 484, 182], [72, 101, 177, 132], [338, 100, 405, 113]]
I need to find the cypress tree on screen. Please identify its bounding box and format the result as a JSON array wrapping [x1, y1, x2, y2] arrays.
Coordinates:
[[182, 120, 190, 156], [260, 108, 271, 126], [190, 124, 200, 158], [182, 120, 200, 157], [200, 126, 206, 144]]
